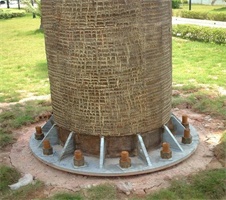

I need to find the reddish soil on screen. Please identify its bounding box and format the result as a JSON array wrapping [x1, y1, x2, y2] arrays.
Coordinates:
[[0, 108, 225, 198]]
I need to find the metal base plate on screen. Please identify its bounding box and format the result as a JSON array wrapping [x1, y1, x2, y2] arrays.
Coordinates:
[[29, 114, 199, 176]]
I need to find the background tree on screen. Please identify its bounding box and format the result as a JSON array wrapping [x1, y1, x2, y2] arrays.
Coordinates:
[[17, 0, 20, 9], [22, 0, 42, 29], [211, 0, 226, 5], [6, 0, 9, 8]]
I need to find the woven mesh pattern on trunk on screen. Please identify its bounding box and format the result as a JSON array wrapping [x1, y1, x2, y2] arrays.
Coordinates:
[[42, 0, 172, 136]]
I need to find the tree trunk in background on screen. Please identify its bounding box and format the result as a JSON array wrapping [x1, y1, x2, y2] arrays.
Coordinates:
[[17, 0, 20, 9], [212, 0, 226, 5], [6, 0, 10, 8], [31, 0, 36, 18], [211, 0, 217, 5]]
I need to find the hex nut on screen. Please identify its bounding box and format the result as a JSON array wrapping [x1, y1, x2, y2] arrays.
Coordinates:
[[74, 158, 85, 167], [161, 150, 172, 159], [119, 158, 131, 168], [35, 133, 44, 140], [43, 147, 53, 155], [182, 136, 192, 144]]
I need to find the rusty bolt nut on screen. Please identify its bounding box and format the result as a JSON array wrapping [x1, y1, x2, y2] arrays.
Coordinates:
[[182, 115, 189, 128], [42, 139, 53, 155], [35, 126, 44, 140], [74, 150, 85, 167], [161, 142, 172, 159], [119, 151, 131, 168], [182, 128, 192, 144]]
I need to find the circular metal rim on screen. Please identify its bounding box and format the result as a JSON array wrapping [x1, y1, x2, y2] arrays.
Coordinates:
[[29, 115, 199, 177]]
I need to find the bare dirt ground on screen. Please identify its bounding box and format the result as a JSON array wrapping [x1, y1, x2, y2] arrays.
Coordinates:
[[0, 107, 225, 198]]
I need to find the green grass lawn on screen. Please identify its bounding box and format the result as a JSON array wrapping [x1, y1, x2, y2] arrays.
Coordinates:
[[173, 37, 226, 87], [173, 37, 226, 119], [0, 14, 49, 102]]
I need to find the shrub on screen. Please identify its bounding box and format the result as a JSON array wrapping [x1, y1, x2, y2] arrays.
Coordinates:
[[207, 12, 226, 21], [179, 10, 208, 19], [173, 24, 226, 44], [181, 0, 188, 3], [174, 10, 226, 21], [0, 9, 26, 19], [172, 0, 181, 9]]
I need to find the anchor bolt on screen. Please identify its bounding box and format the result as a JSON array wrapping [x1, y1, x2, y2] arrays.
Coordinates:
[[161, 142, 172, 159], [182, 115, 189, 128], [74, 150, 85, 167], [182, 128, 192, 144], [35, 126, 44, 140], [42, 139, 53, 155], [119, 151, 131, 168]]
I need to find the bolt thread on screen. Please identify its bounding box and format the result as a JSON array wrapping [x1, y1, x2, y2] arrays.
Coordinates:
[[121, 151, 129, 162], [35, 126, 42, 134], [74, 150, 83, 160], [182, 115, 188, 124], [43, 139, 51, 149], [162, 142, 170, 153], [184, 128, 190, 138]]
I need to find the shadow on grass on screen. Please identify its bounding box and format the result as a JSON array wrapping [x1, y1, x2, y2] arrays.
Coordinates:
[[31, 61, 48, 79], [18, 28, 43, 37], [24, 28, 43, 36], [0, 93, 21, 103], [213, 7, 226, 12]]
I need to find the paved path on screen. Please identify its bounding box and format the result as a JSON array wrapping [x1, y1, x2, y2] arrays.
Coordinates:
[[173, 17, 226, 28]]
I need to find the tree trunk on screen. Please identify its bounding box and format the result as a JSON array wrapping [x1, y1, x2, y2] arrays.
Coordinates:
[[6, 0, 10, 8], [211, 0, 217, 5], [41, 0, 172, 154], [31, 0, 36, 18], [17, 0, 20, 9]]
